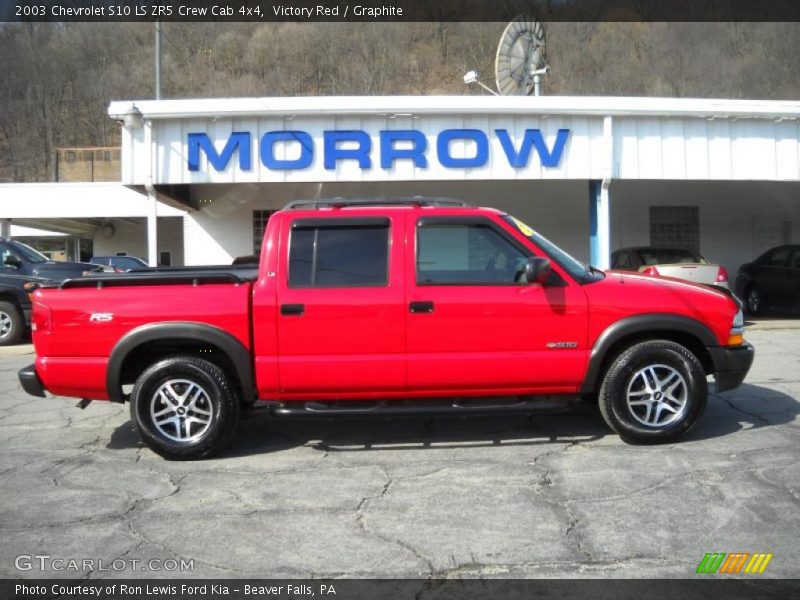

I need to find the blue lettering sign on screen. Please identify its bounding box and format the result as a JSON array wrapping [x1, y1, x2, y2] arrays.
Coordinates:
[[496, 128, 570, 168], [187, 128, 571, 173], [187, 132, 251, 172], [380, 130, 428, 169], [437, 129, 489, 168], [323, 130, 371, 170], [260, 131, 313, 170]]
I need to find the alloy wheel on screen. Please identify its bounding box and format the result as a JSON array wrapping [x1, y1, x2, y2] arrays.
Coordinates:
[[150, 379, 214, 443], [625, 364, 688, 428]]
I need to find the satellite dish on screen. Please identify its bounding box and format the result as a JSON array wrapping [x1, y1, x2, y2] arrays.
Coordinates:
[[495, 15, 547, 96]]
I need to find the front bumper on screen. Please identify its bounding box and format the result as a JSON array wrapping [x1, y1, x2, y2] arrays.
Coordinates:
[[18, 364, 46, 398], [708, 343, 755, 393]]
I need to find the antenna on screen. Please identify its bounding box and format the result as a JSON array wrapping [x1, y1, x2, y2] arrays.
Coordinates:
[[495, 15, 549, 96]]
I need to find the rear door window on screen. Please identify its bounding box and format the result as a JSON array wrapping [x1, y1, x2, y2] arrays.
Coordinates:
[[288, 220, 389, 287]]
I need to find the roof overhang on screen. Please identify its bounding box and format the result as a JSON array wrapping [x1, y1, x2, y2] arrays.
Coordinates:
[[109, 95, 800, 122]]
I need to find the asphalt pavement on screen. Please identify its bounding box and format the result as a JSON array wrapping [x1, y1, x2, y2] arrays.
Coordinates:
[[0, 329, 798, 579]]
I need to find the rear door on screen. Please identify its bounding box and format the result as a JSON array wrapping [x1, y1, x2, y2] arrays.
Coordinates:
[[276, 213, 406, 395], [405, 215, 589, 394]]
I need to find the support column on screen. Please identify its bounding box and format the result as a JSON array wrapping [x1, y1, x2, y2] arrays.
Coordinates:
[[0, 219, 10, 239], [589, 179, 611, 269], [73, 236, 81, 262], [147, 189, 158, 266]]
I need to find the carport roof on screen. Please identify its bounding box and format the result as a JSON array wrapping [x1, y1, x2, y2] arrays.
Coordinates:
[[109, 95, 800, 121], [0, 182, 185, 220]]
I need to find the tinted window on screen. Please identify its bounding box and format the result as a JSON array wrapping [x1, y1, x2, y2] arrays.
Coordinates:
[[9, 242, 47, 263], [113, 257, 146, 270], [762, 247, 791, 267], [790, 249, 800, 270], [288, 224, 389, 287], [611, 251, 631, 270], [91, 257, 111, 265], [0, 248, 16, 270], [417, 222, 528, 285]]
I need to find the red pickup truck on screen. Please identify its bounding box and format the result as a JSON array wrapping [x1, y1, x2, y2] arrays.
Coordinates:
[[19, 199, 753, 459]]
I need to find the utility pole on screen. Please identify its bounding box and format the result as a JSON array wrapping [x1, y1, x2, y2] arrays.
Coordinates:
[[155, 20, 162, 99]]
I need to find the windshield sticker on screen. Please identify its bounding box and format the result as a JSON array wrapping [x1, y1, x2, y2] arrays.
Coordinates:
[[509, 217, 535, 237]]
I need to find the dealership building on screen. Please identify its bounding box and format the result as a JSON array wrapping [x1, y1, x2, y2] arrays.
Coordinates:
[[2, 95, 800, 274]]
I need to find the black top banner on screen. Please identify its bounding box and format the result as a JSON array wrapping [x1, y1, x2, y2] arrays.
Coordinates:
[[3, 0, 800, 23]]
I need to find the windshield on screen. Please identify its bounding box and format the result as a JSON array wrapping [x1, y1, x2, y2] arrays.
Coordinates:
[[10, 241, 48, 264], [503, 215, 594, 282]]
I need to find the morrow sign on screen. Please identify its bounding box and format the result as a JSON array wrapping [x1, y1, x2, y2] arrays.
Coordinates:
[[187, 128, 571, 173]]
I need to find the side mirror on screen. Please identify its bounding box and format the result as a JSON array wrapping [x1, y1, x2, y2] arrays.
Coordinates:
[[3, 254, 21, 269], [523, 257, 551, 285]]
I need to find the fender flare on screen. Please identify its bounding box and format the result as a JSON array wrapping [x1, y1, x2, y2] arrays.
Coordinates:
[[579, 313, 719, 395], [106, 321, 255, 404]]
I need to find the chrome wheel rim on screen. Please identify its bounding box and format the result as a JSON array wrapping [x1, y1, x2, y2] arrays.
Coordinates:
[[748, 289, 760, 313], [625, 364, 688, 428], [150, 379, 214, 443], [0, 311, 12, 338]]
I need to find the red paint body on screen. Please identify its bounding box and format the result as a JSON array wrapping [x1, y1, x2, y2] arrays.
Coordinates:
[[30, 205, 741, 403]]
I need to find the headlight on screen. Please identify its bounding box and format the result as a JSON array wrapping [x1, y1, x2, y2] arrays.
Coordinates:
[[728, 309, 745, 346]]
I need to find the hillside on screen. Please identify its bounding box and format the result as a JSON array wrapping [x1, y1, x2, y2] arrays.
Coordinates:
[[1, 21, 798, 181]]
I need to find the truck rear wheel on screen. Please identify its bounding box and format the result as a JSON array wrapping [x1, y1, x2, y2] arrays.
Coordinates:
[[598, 340, 707, 444], [0, 300, 24, 346], [130, 356, 240, 460]]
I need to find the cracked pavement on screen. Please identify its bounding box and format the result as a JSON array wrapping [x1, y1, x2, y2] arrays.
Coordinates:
[[0, 329, 798, 579]]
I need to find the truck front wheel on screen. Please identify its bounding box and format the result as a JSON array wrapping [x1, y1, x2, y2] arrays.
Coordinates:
[[598, 340, 707, 444], [130, 356, 240, 460]]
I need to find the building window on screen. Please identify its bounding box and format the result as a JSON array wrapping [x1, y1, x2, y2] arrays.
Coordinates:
[[650, 206, 699, 253], [159, 251, 172, 266], [252, 210, 275, 255], [66, 151, 76, 163]]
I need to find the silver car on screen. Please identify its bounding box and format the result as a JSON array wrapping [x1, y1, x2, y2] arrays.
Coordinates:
[[611, 247, 729, 289]]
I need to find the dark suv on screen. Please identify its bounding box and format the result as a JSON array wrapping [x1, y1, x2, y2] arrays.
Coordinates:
[[735, 245, 800, 315], [0, 239, 102, 280], [90, 255, 149, 272]]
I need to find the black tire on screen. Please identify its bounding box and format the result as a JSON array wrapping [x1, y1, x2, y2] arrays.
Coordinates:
[[598, 340, 707, 444], [130, 356, 240, 460], [0, 300, 24, 346], [745, 285, 764, 316]]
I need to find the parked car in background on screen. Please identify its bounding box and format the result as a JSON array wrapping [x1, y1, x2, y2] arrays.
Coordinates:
[[90, 254, 149, 272], [0, 239, 104, 281], [0, 272, 51, 345], [610, 247, 729, 289], [735, 244, 800, 315]]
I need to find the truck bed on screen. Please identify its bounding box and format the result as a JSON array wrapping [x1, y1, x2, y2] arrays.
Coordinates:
[[52, 265, 259, 289]]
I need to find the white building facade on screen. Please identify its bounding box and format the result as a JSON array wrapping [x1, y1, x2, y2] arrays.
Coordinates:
[[2, 95, 799, 275], [109, 95, 800, 275]]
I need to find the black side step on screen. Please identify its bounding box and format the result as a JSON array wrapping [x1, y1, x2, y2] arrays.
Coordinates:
[[270, 397, 577, 419]]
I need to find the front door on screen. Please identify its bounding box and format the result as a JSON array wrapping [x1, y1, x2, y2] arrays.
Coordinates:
[[276, 213, 406, 396], [405, 215, 589, 395]]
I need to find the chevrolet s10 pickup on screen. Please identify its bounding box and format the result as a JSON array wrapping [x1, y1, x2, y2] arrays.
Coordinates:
[[19, 198, 753, 459]]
